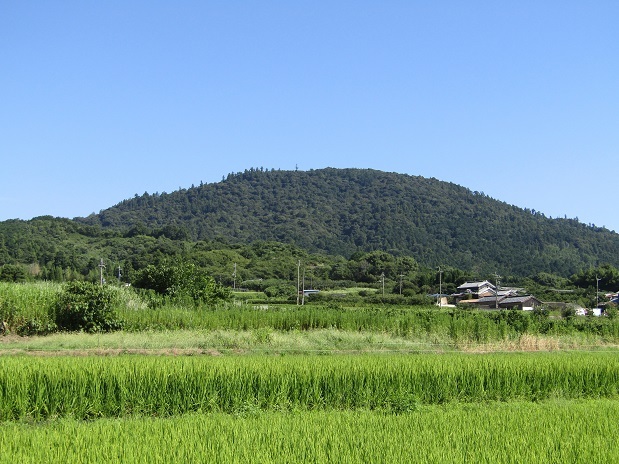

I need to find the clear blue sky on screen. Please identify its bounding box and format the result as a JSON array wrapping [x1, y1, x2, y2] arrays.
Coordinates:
[[2, 1, 618, 231]]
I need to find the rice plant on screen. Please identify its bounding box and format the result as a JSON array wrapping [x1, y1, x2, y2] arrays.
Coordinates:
[[1, 400, 618, 463], [1, 352, 619, 421]]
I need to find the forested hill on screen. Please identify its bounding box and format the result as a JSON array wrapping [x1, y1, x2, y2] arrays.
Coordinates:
[[76, 168, 619, 276]]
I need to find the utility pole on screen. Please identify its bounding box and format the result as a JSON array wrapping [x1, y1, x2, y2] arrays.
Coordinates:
[[381, 272, 385, 297], [301, 266, 306, 306], [233, 263, 237, 290], [438, 266, 443, 308], [399, 274, 405, 295], [297, 260, 301, 305], [494, 272, 501, 309], [596, 275, 601, 308], [117, 265, 122, 283], [98, 259, 106, 286]]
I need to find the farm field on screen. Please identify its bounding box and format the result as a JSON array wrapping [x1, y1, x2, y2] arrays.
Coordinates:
[[3, 282, 619, 462], [2, 353, 619, 420], [1, 352, 619, 462], [2, 400, 618, 463]]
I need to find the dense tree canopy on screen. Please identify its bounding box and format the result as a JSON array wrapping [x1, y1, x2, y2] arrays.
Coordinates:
[[76, 168, 619, 277], [2, 169, 619, 298]]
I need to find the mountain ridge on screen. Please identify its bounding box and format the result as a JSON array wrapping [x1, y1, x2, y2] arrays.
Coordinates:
[[75, 167, 619, 276]]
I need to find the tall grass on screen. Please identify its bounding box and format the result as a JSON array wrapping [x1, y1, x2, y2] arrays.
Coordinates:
[[1, 353, 619, 421], [119, 304, 619, 342], [0, 282, 140, 334], [3, 282, 619, 342], [0, 281, 59, 332], [1, 400, 618, 463]]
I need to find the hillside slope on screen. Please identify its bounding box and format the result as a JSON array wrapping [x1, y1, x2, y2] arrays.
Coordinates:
[[77, 168, 619, 276]]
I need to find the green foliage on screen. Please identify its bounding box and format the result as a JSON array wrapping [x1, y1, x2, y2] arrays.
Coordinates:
[[53, 281, 123, 333], [561, 305, 577, 320], [571, 264, 619, 291], [133, 259, 230, 306], [2, 168, 619, 293], [0, 281, 59, 335], [14, 318, 57, 336], [264, 283, 296, 298], [114, 303, 619, 341], [3, 169, 619, 302], [0, 264, 28, 282], [72, 168, 619, 277]]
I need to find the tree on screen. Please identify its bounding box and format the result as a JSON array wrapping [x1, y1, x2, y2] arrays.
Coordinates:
[[133, 259, 230, 305], [571, 264, 619, 291], [0, 264, 28, 282], [53, 281, 122, 333]]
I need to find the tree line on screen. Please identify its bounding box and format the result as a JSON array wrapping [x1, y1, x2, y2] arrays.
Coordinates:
[[1, 215, 616, 308]]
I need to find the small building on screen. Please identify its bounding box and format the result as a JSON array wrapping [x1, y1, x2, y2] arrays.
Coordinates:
[[457, 294, 543, 311], [459, 295, 503, 309], [498, 295, 543, 311], [455, 281, 496, 303]]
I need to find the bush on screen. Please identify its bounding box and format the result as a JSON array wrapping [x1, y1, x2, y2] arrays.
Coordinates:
[[532, 307, 550, 319], [134, 259, 231, 306], [561, 305, 576, 320], [605, 305, 618, 320], [264, 284, 296, 298], [52, 281, 123, 333], [14, 317, 57, 336]]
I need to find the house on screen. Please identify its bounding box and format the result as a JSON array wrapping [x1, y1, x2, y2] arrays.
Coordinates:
[[458, 294, 543, 310], [498, 295, 543, 311], [458, 295, 503, 309], [456, 281, 496, 301], [457, 280, 495, 295]]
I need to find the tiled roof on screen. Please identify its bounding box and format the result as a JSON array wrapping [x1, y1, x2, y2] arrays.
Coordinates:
[[474, 296, 504, 304], [457, 280, 494, 290], [501, 296, 538, 304]]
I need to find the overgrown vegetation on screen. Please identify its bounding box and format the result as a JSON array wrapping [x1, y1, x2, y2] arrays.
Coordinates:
[[1, 281, 619, 342], [52, 281, 123, 333], [0, 234, 616, 312], [133, 258, 231, 306]]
